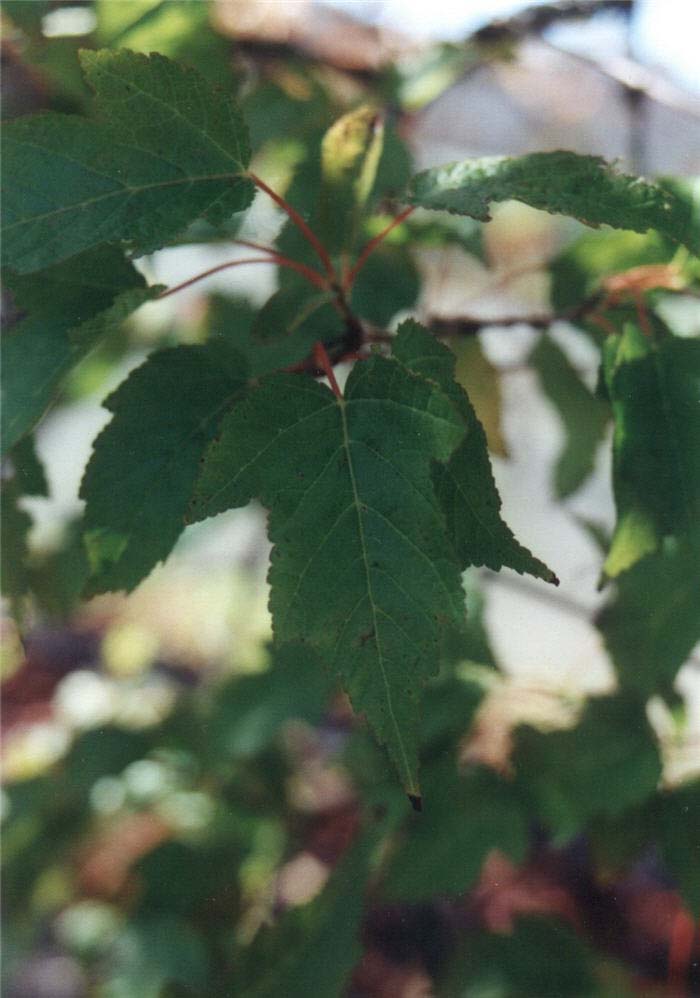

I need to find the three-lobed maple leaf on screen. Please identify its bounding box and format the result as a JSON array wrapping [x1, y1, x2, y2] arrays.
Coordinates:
[[188, 323, 555, 796]]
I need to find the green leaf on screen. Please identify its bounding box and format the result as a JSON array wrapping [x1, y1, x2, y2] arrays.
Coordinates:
[[603, 327, 700, 577], [549, 228, 673, 313], [252, 279, 341, 344], [207, 643, 334, 762], [80, 343, 248, 596], [656, 780, 700, 917], [405, 152, 699, 253], [95, 0, 232, 85], [3, 49, 253, 273], [319, 104, 384, 254], [207, 295, 323, 379], [441, 917, 597, 998], [1, 482, 33, 599], [392, 320, 557, 583], [233, 830, 375, 997], [451, 336, 507, 456], [530, 333, 610, 497], [8, 436, 48, 497], [2, 247, 157, 454], [383, 761, 529, 900], [105, 916, 209, 998], [597, 540, 700, 698], [189, 346, 470, 796], [350, 244, 420, 326], [512, 695, 662, 843]]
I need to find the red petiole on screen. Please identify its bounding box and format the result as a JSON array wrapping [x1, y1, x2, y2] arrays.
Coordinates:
[[313, 341, 343, 399], [345, 206, 415, 289]]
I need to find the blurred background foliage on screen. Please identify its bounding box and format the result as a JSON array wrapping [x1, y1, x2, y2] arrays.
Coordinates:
[[2, 1, 700, 996]]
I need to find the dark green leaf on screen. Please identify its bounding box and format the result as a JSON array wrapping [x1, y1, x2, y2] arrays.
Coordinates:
[[80, 343, 248, 595], [3, 49, 253, 272], [602, 327, 700, 577], [392, 321, 557, 583], [252, 279, 341, 344], [1, 482, 33, 599], [8, 436, 48, 497], [233, 830, 375, 997], [405, 152, 699, 253], [512, 695, 662, 843], [383, 761, 528, 899], [189, 344, 470, 795], [441, 917, 597, 998], [597, 540, 700, 698], [656, 780, 700, 917], [351, 245, 419, 326], [2, 248, 157, 454], [530, 334, 610, 497]]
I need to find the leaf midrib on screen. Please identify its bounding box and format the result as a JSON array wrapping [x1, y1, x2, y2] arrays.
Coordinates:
[[338, 396, 416, 795]]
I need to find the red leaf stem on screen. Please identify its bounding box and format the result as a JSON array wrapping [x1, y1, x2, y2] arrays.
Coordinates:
[[345, 206, 415, 288]]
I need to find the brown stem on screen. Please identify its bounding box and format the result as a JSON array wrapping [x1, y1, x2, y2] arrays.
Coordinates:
[[249, 172, 336, 280], [346, 206, 415, 288]]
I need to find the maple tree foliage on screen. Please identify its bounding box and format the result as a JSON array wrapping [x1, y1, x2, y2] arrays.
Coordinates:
[[2, 16, 700, 998]]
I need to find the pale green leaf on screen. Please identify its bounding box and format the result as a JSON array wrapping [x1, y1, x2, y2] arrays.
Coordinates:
[[405, 152, 699, 253], [603, 326, 700, 577], [252, 279, 341, 344], [319, 104, 384, 254], [189, 347, 470, 796], [597, 539, 700, 698], [451, 336, 507, 456], [392, 321, 557, 583], [80, 344, 248, 596], [3, 49, 253, 273], [530, 333, 610, 497]]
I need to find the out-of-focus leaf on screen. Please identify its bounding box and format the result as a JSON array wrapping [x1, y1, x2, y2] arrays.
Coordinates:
[[232, 829, 375, 997], [392, 321, 557, 583], [351, 245, 419, 326], [405, 152, 699, 253], [3, 50, 253, 273], [3, 0, 50, 33], [207, 643, 333, 762], [597, 539, 700, 698], [105, 915, 209, 998], [243, 80, 331, 154], [440, 917, 596, 998], [63, 727, 152, 795], [451, 336, 508, 457], [318, 104, 384, 254], [512, 695, 662, 843], [189, 341, 470, 796], [405, 210, 485, 261], [390, 43, 476, 111], [8, 436, 48, 497], [602, 326, 700, 578], [80, 344, 248, 595], [206, 295, 320, 377], [30, 518, 91, 619], [252, 279, 341, 344], [550, 228, 673, 313], [530, 333, 610, 497], [383, 761, 528, 899], [2, 249, 157, 454], [656, 780, 700, 917], [370, 123, 413, 202], [1, 483, 32, 599], [95, 0, 231, 84]]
